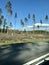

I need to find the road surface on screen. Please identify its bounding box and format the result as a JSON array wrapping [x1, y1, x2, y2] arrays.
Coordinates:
[[0, 42, 49, 65]]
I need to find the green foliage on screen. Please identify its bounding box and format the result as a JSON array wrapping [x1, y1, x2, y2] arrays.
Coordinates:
[[45, 15, 48, 21], [0, 8, 2, 16], [28, 13, 30, 19], [14, 13, 17, 29], [21, 19, 24, 27], [5, 1, 12, 9], [3, 19, 7, 33], [37, 25, 39, 28], [5, 1, 12, 31], [32, 14, 35, 22], [40, 19, 42, 24], [15, 13, 17, 18], [9, 22, 12, 28], [0, 18, 2, 26], [24, 17, 28, 22]]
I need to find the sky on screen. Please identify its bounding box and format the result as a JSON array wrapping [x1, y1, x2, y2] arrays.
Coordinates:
[[0, 0, 49, 31]]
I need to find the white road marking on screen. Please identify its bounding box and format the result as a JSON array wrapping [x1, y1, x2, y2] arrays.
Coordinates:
[[36, 57, 49, 65], [23, 53, 49, 65], [36, 60, 44, 65], [45, 57, 49, 60]]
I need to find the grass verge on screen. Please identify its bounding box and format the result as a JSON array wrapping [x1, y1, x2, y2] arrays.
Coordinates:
[[0, 38, 49, 46]]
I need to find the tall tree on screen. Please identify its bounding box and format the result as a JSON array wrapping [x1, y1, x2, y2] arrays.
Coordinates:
[[0, 8, 2, 32], [21, 19, 24, 27], [0, 15, 4, 33], [45, 15, 48, 21], [14, 13, 17, 29], [28, 13, 30, 19], [40, 19, 42, 24], [0, 18, 2, 32], [24, 17, 28, 22], [0, 8, 2, 18], [37, 25, 40, 31], [9, 22, 12, 30], [45, 15, 48, 32], [6, 26, 8, 33], [5, 1, 12, 28], [3, 19, 7, 33], [24, 17, 28, 26], [9, 22, 13, 36], [1, 15, 4, 19], [32, 14, 35, 32], [1, 15, 4, 32], [40, 19, 42, 34]]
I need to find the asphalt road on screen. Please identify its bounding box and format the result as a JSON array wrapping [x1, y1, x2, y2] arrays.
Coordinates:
[[0, 42, 49, 65]]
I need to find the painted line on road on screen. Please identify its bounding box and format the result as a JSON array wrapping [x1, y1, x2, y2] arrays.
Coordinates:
[[36, 57, 49, 65], [36, 60, 44, 65], [23, 53, 49, 65]]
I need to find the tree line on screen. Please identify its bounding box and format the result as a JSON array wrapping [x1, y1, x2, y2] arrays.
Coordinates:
[[0, 1, 49, 33]]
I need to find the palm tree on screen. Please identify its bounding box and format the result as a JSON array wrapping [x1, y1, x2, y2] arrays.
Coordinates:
[[45, 15, 48, 32], [5, 1, 12, 28], [14, 13, 17, 29], [32, 14, 35, 32]]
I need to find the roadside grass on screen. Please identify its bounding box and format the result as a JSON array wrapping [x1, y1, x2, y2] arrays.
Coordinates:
[[0, 32, 49, 46], [23, 38, 49, 42], [0, 38, 49, 46]]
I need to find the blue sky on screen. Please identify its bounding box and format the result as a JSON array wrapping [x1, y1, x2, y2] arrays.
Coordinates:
[[0, 0, 49, 30]]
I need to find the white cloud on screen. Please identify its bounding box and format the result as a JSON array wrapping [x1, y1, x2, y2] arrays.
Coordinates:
[[23, 23, 49, 31], [25, 23, 49, 28], [34, 23, 49, 27]]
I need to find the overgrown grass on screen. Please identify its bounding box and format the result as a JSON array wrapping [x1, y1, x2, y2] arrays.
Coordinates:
[[0, 31, 49, 46], [0, 38, 49, 46]]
